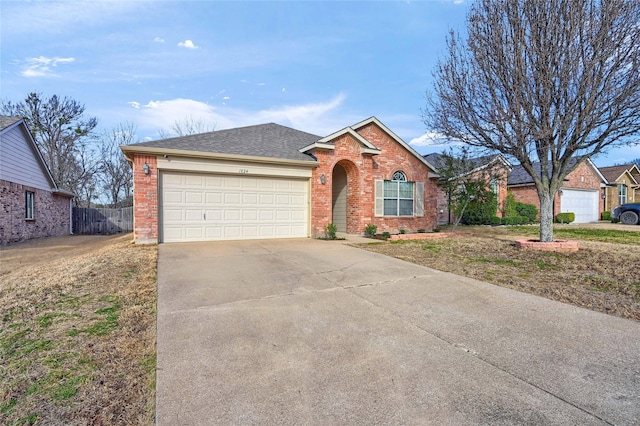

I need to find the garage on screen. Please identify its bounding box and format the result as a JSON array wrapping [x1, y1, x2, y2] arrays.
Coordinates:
[[161, 172, 309, 243], [559, 189, 599, 223]]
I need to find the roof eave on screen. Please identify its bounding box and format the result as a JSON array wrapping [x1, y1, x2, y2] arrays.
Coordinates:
[[298, 142, 335, 153], [120, 145, 318, 168]]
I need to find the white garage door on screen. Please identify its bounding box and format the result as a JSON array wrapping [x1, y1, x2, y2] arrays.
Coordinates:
[[560, 189, 599, 223], [161, 172, 309, 242]]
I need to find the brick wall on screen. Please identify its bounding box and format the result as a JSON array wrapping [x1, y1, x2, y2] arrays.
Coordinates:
[[510, 161, 604, 218], [310, 123, 438, 236], [132, 155, 158, 244], [0, 179, 71, 245]]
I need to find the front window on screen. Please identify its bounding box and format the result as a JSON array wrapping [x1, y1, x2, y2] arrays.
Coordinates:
[[383, 171, 414, 216], [25, 191, 35, 220], [619, 184, 627, 205]]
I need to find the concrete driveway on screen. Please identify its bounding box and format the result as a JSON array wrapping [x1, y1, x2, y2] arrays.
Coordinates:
[[156, 238, 640, 425]]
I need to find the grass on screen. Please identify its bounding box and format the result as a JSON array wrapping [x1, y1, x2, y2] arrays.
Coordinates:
[[499, 225, 640, 245], [0, 234, 157, 425], [361, 225, 640, 321]]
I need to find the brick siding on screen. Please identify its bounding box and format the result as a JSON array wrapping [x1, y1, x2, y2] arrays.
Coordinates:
[[0, 179, 71, 245], [509, 161, 604, 218], [310, 123, 438, 236], [132, 155, 158, 244]]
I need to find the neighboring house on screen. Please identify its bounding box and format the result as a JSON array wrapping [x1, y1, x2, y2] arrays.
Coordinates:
[[0, 116, 74, 245], [599, 164, 640, 211], [507, 158, 608, 223], [424, 153, 512, 225], [121, 117, 440, 244]]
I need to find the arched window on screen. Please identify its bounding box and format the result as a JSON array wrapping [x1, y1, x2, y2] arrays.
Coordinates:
[[392, 171, 407, 182], [384, 171, 414, 216]]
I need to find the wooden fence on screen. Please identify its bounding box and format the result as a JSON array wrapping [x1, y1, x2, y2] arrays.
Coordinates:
[[72, 207, 133, 235]]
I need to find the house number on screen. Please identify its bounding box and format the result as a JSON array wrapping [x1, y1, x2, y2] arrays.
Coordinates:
[[239, 169, 249, 174]]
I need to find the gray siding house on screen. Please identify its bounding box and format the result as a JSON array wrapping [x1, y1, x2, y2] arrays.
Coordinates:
[[0, 115, 74, 245]]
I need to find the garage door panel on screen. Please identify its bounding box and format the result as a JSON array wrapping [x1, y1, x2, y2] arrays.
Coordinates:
[[161, 172, 309, 242], [259, 194, 274, 204], [243, 210, 258, 220], [185, 192, 203, 203], [204, 176, 223, 187], [205, 192, 222, 203], [184, 175, 204, 186], [205, 209, 223, 221]]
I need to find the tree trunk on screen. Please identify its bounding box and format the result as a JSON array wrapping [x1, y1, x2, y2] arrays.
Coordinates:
[[539, 191, 554, 242]]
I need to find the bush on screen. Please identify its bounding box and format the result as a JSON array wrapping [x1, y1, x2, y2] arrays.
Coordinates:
[[462, 193, 499, 225], [490, 216, 503, 226], [503, 192, 518, 218], [515, 202, 538, 223], [555, 212, 575, 224], [399, 229, 406, 234], [364, 223, 377, 237], [602, 211, 612, 221], [381, 231, 391, 240], [325, 223, 338, 239], [417, 229, 426, 233]]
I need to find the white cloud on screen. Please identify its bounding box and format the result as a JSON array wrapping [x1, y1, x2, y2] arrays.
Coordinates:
[[21, 56, 75, 78], [129, 93, 349, 139], [178, 40, 198, 49], [409, 131, 456, 147], [154, 37, 165, 43]]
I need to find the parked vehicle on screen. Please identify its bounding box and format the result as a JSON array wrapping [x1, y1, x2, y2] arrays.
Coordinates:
[[612, 203, 640, 225]]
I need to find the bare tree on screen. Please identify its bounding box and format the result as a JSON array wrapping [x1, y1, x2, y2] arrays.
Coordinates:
[[425, 0, 640, 242], [433, 147, 504, 230], [157, 115, 216, 138], [1, 93, 99, 204], [97, 122, 136, 207]]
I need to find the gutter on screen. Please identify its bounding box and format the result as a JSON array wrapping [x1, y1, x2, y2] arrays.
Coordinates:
[[120, 145, 318, 168]]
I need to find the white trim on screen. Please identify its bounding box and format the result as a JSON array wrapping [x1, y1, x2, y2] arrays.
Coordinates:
[[317, 127, 378, 149], [121, 145, 318, 168], [298, 142, 335, 153]]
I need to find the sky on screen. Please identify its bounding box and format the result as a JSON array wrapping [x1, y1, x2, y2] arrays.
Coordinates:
[[1, 0, 638, 167]]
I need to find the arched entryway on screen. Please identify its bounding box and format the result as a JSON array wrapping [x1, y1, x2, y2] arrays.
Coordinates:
[[331, 160, 359, 233], [332, 164, 348, 232]]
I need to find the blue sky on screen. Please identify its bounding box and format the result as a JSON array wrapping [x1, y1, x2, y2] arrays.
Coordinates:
[[1, 0, 637, 167]]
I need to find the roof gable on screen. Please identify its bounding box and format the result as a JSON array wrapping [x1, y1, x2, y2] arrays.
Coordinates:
[[508, 158, 608, 186], [300, 116, 438, 175], [0, 115, 68, 194], [600, 164, 640, 185]]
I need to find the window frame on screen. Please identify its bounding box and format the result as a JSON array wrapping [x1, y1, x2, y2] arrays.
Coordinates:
[[25, 191, 35, 220], [619, 184, 628, 205], [383, 171, 414, 217]]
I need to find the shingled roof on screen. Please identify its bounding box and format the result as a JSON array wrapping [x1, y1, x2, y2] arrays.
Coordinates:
[[599, 164, 636, 183], [507, 158, 607, 186], [127, 123, 321, 162], [0, 115, 22, 131]]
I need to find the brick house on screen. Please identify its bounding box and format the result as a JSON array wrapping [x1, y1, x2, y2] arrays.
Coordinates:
[[0, 116, 74, 245], [423, 153, 512, 225], [507, 158, 608, 223], [121, 117, 440, 243], [599, 164, 640, 211]]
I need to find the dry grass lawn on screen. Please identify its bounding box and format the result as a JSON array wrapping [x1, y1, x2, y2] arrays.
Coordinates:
[[0, 234, 157, 425], [360, 225, 640, 321]]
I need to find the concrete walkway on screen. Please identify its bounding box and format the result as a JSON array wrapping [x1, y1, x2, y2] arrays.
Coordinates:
[[156, 238, 639, 425]]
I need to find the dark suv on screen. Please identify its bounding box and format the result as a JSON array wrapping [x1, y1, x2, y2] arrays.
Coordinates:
[[612, 202, 640, 225]]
